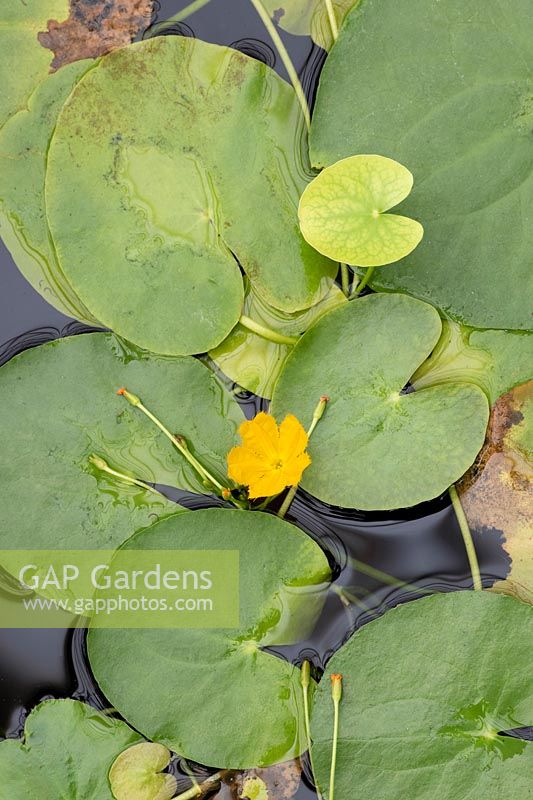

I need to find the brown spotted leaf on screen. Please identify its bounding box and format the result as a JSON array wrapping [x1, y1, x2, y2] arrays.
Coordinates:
[[38, 0, 154, 70], [219, 759, 301, 800], [459, 381, 533, 603]]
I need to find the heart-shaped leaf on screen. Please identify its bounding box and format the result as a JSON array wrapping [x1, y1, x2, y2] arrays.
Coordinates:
[[459, 381, 533, 603], [0, 332, 244, 551], [209, 280, 346, 399], [0, 61, 96, 322], [109, 742, 177, 800], [310, 0, 533, 330], [299, 155, 424, 266], [0, 699, 142, 798], [88, 508, 331, 769], [412, 322, 533, 406], [45, 35, 336, 355], [311, 592, 533, 800], [271, 293, 489, 509]]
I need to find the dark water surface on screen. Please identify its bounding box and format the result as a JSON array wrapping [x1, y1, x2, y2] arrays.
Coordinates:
[[0, 1, 515, 797]]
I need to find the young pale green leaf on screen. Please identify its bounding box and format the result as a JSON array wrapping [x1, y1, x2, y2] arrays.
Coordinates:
[[412, 321, 533, 406], [271, 293, 489, 510], [109, 743, 177, 800], [459, 381, 533, 604], [310, 0, 533, 330], [240, 777, 269, 800], [262, 0, 360, 51], [299, 155, 423, 266], [0, 62, 96, 322], [0, 699, 142, 799], [88, 509, 331, 769], [209, 279, 346, 399], [45, 36, 335, 355], [0, 333, 244, 551], [311, 592, 533, 800]]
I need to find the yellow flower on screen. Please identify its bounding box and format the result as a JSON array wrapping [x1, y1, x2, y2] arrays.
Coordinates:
[[227, 412, 311, 499]]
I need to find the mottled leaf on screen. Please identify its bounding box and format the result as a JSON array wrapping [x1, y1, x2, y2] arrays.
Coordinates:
[[271, 293, 489, 510], [299, 155, 423, 266], [0, 332, 244, 551], [45, 36, 335, 355], [209, 279, 346, 399], [0, 699, 142, 799], [412, 321, 533, 406], [311, 592, 533, 800], [459, 382, 533, 603], [88, 509, 331, 769], [310, 0, 533, 330]]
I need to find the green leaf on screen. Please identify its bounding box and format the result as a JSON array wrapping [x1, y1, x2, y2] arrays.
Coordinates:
[[0, 61, 96, 322], [209, 279, 346, 399], [271, 293, 489, 509], [45, 36, 336, 356], [412, 321, 533, 406], [299, 155, 424, 266], [0, 0, 68, 129], [0, 332, 244, 551], [459, 381, 533, 604], [0, 699, 143, 798], [311, 592, 533, 800], [310, 0, 533, 330], [88, 508, 331, 769], [109, 743, 177, 800], [262, 0, 360, 52]]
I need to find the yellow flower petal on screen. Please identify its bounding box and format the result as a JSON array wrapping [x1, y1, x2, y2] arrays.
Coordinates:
[[278, 414, 309, 462], [238, 412, 280, 461]]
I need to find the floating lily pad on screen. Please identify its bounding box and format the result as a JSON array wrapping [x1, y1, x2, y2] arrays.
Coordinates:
[[271, 294, 489, 509], [88, 508, 331, 769], [263, 0, 359, 51], [310, 0, 533, 330], [0, 61, 96, 322], [459, 382, 533, 603], [311, 591, 533, 800], [0, 332, 244, 550], [45, 36, 335, 355], [0, 699, 142, 798], [412, 322, 533, 406], [109, 742, 177, 800], [210, 280, 346, 399], [299, 155, 424, 266]]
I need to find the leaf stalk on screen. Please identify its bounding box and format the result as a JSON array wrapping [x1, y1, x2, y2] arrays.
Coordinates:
[[449, 484, 482, 591]]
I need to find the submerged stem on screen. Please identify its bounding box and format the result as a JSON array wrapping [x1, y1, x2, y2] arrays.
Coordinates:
[[329, 674, 343, 800], [174, 770, 229, 800], [239, 315, 299, 346], [247, 0, 311, 130], [116, 388, 228, 495], [149, 0, 213, 34], [324, 0, 339, 40], [449, 484, 482, 591], [278, 396, 329, 518], [88, 454, 163, 497]]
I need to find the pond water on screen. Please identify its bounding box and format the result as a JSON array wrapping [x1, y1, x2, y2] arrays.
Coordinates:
[[0, 1, 516, 797]]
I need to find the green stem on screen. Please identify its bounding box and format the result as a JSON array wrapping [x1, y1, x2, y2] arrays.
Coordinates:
[[350, 266, 375, 297], [449, 484, 482, 591], [340, 264, 350, 297], [348, 558, 433, 595], [247, 0, 311, 130], [324, 0, 339, 39], [88, 455, 164, 497], [329, 675, 342, 800], [301, 661, 322, 800], [278, 395, 329, 518], [174, 770, 228, 800], [239, 315, 299, 346], [117, 388, 228, 495], [149, 0, 213, 34]]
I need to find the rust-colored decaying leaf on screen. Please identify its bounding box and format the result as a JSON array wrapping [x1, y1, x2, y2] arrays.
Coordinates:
[[38, 0, 155, 70], [216, 759, 302, 799], [458, 381, 533, 603]]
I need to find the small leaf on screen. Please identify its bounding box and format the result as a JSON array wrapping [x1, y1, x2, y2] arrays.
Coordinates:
[[299, 155, 423, 266], [459, 381, 533, 603], [311, 592, 533, 800], [0, 699, 142, 798], [233, 760, 301, 800], [240, 776, 269, 800], [109, 742, 177, 800], [262, 1, 360, 51]]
